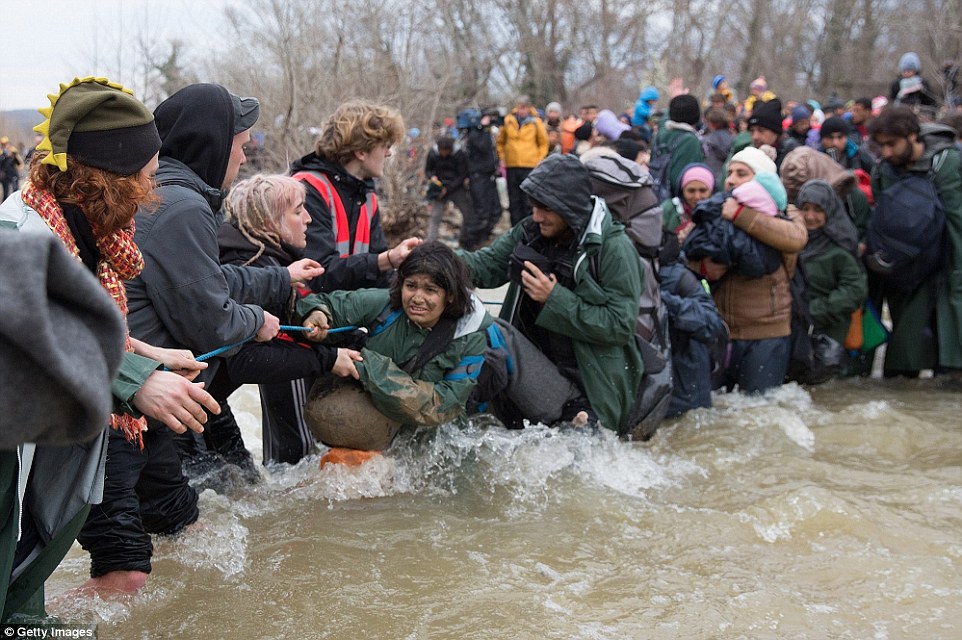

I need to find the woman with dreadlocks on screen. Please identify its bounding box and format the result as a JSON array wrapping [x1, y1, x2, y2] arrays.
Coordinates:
[[217, 174, 363, 465]]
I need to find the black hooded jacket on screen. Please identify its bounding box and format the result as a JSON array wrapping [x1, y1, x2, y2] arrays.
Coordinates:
[[289, 152, 390, 292], [126, 84, 290, 384], [154, 83, 234, 198]]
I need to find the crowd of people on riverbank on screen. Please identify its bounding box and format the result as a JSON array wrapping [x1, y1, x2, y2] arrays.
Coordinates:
[[0, 53, 960, 621]]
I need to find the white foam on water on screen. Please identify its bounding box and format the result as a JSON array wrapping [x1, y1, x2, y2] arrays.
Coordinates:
[[225, 420, 704, 517], [229, 384, 702, 514], [408, 421, 704, 509], [45, 590, 135, 625], [711, 380, 814, 413], [745, 485, 853, 543], [707, 383, 818, 453], [152, 490, 249, 578], [856, 399, 891, 420], [542, 596, 571, 615]]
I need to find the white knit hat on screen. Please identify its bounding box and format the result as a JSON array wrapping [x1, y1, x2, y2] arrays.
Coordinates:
[[730, 146, 777, 176]]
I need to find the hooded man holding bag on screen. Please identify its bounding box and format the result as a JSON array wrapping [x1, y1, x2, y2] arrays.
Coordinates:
[[458, 154, 644, 434]]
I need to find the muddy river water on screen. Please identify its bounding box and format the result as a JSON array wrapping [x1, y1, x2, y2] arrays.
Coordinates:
[[46, 376, 961, 639]]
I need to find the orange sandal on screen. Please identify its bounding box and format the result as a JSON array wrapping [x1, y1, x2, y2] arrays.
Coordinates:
[[319, 447, 382, 468]]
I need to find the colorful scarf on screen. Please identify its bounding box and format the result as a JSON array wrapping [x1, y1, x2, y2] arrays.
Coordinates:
[[21, 181, 147, 446]]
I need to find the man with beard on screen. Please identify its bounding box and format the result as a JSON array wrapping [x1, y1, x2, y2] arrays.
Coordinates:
[[867, 106, 962, 377]]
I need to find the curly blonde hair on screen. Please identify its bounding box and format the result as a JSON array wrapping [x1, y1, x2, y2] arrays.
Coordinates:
[[222, 174, 306, 265], [315, 100, 405, 166], [28, 151, 158, 235]]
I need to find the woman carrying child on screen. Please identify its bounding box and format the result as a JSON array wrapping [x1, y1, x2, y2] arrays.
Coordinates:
[[693, 146, 808, 393]]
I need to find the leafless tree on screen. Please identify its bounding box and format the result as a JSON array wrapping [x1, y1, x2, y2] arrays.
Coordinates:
[[65, 0, 958, 240]]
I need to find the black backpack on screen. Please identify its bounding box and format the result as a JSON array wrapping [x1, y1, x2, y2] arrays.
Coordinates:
[[864, 154, 947, 292], [649, 132, 692, 202]]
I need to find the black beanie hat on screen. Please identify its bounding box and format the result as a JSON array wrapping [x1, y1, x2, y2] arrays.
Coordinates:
[[574, 120, 593, 141], [35, 77, 161, 175], [612, 138, 642, 161], [747, 98, 783, 135], [669, 95, 701, 126], [820, 116, 851, 139]]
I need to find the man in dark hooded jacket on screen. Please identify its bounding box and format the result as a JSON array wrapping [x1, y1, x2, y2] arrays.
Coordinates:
[[459, 154, 644, 434], [77, 84, 303, 594]]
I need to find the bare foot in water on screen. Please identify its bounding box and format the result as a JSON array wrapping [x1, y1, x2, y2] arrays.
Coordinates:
[[78, 570, 148, 596], [572, 411, 589, 427]]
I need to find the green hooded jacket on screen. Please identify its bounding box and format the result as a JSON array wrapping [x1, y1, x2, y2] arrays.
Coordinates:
[[459, 192, 644, 433], [796, 180, 868, 344]]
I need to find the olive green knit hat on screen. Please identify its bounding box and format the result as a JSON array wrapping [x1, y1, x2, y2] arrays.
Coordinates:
[[33, 76, 161, 175]]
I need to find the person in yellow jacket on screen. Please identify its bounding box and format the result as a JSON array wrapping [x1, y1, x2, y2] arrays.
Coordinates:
[[496, 95, 548, 225], [741, 76, 777, 116]]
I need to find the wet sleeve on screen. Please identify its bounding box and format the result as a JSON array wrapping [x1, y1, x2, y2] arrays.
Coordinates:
[[356, 333, 486, 426], [225, 340, 336, 384], [295, 289, 389, 330]]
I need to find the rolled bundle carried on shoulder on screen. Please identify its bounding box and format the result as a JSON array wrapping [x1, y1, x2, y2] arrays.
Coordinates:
[[304, 377, 401, 451]]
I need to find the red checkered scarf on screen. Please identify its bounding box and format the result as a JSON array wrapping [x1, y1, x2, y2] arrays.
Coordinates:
[[21, 181, 147, 446]]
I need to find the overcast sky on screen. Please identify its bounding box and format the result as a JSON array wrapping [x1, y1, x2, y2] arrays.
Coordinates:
[[1, 0, 241, 111]]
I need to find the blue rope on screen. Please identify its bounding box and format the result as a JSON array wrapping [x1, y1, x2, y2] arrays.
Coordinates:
[[278, 325, 312, 332], [194, 336, 255, 362], [166, 325, 362, 369], [326, 325, 359, 334], [279, 325, 357, 334]]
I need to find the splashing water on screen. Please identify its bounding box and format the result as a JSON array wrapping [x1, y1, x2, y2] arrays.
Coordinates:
[[44, 379, 962, 639]]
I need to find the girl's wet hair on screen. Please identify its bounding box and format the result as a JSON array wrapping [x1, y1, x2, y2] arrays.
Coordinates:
[[389, 241, 474, 319]]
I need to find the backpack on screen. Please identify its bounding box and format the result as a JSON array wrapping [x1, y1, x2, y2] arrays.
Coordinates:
[[864, 153, 947, 293], [649, 132, 692, 202], [582, 152, 673, 439]]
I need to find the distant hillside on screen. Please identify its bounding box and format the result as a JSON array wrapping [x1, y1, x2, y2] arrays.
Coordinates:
[[0, 109, 42, 148]]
